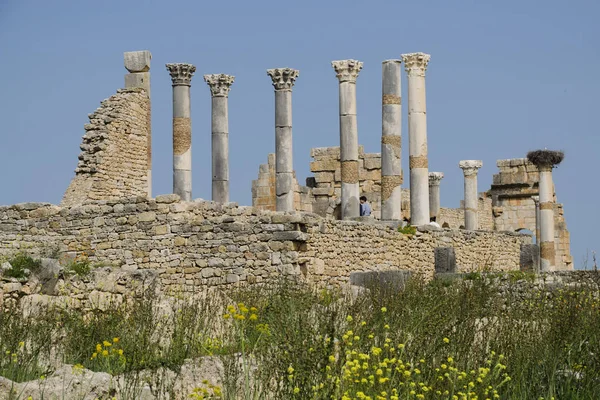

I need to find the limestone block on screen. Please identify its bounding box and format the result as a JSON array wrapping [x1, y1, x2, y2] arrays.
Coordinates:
[[310, 160, 340, 172], [314, 172, 334, 183], [156, 194, 181, 204], [363, 157, 381, 170], [434, 247, 456, 273], [124, 50, 151, 73]]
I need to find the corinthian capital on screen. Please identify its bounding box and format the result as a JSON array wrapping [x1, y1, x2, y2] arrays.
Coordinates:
[[428, 172, 444, 186], [166, 63, 196, 86], [401, 52, 431, 77], [204, 74, 235, 97], [459, 160, 483, 176], [267, 68, 299, 91], [331, 59, 363, 83]]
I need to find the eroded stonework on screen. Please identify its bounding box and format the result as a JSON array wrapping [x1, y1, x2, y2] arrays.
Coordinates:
[[62, 88, 150, 207]]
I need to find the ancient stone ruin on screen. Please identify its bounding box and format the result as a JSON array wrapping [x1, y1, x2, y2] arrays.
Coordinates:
[[1, 49, 573, 305]]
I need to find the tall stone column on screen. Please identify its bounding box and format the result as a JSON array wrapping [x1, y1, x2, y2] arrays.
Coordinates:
[[124, 50, 152, 197], [267, 68, 299, 212], [401, 53, 431, 226], [166, 63, 196, 201], [381, 59, 402, 221], [428, 172, 444, 220], [527, 150, 564, 271], [332, 60, 363, 219], [459, 160, 482, 230], [532, 195, 540, 244], [204, 74, 235, 204]]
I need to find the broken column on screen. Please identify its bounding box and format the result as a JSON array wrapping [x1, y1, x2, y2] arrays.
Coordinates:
[[428, 172, 444, 220], [532, 195, 540, 244], [166, 63, 196, 201], [267, 68, 299, 212], [380, 59, 402, 221], [204, 74, 235, 204], [401, 53, 431, 226], [332, 59, 363, 219], [124, 50, 152, 197], [459, 160, 482, 230], [527, 150, 564, 271]]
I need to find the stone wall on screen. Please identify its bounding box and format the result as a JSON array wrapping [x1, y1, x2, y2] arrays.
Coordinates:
[[62, 88, 150, 207], [489, 158, 572, 270], [251, 153, 313, 213], [0, 198, 529, 293], [437, 194, 494, 230]]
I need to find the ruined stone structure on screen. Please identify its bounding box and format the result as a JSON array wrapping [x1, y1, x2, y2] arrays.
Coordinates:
[[62, 89, 150, 207]]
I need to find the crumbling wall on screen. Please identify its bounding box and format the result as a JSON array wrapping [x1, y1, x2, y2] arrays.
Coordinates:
[[0, 198, 528, 293], [251, 153, 313, 212], [437, 195, 494, 230], [61, 88, 150, 207], [489, 158, 572, 270]]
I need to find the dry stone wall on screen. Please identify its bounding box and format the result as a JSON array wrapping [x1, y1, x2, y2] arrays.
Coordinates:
[[437, 195, 494, 230], [62, 88, 150, 207], [0, 198, 528, 294]]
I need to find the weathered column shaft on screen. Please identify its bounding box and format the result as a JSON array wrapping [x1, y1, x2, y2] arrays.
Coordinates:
[[381, 60, 402, 221], [402, 53, 430, 226], [124, 50, 152, 197], [459, 160, 482, 230], [538, 167, 556, 270], [267, 68, 299, 212], [204, 74, 234, 204], [332, 60, 363, 219], [167, 63, 196, 201], [428, 172, 444, 219], [532, 196, 540, 244]]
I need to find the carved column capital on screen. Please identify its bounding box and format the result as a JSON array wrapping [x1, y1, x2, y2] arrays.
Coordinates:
[[267, 68, 299, 91], [166, 63, 196, 86], [401, 52, 431, 77], [204, 74, 235, 97], [532, 195, 540, 205], [428, 172, 444, 186], [459, 160, 483, 176], [332, 59, 363, 83]]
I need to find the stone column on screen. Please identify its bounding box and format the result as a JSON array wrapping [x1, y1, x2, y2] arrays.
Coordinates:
[[204, 74, 235, 204], [267, 68, 299, 212], [401, 53, 431, 226], [332, 60, 363, 219], [459, 160, 482, 230], [527, 150, 564, 271], [166, 63, 196, 201], [381, 60, 402, 221], [124, 50, 152, 197], [532, 195, 540, 244], [428, 172, 444, 220]]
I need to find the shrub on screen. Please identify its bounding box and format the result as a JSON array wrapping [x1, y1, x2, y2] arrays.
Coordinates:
[[3, 253, 41, 279], [398, 225, 417, 235]]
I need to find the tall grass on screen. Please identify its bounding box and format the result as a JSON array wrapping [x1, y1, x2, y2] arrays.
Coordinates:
[[1, 273, 599, 399]]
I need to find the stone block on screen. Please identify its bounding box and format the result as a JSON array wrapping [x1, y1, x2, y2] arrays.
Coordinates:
[[314, 172, 334, 183], [520, 244, 539, 272], [434, 247, 456, 273], [310, 160, 340, 172], [155, 194, 180, 204], [138, 212, 156, 222], [272, 231, 308, 242], [363, 157, 381, 170], [312, 187, 334, 196], [124, 50, 151, 73], [349, 270, 411, 292], [311, 147, 340, 158]]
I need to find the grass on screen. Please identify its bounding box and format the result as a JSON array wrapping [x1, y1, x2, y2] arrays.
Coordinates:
[[1, 253, 42, 280], [1, 275, 600, 399]]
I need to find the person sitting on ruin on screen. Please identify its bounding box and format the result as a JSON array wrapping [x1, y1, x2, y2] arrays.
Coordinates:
[[428, 216, 441, 228], [359, 196, 372, 217]]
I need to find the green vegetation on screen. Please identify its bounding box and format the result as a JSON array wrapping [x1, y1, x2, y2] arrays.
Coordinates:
[[398, 225, 417, 235], [1, 276, 600, 399], [1, 252, 41, 279]]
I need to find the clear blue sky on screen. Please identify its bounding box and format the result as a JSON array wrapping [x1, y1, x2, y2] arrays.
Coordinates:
[[0, 0, 598, 268]]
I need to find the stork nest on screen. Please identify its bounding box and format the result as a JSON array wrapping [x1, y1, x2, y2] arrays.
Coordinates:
[[527, 150, 564, 166]]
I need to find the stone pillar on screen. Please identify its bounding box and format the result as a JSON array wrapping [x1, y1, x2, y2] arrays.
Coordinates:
[[166, 63, 196, 201], [459, 160, 482, 230], [527, 150, 564, 271], [380, 59, 402, 221], [401, 53, 431, 226], [537, 166, 556, 270], [267, 68, 299, 212], [532, 195, 540, 244], [124, 50, 152, 197], [428, 172, 444, 220], [332, 60, 363, 219], [204, 74, 235, 204]]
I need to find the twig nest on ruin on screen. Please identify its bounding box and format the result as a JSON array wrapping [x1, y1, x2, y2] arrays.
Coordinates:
[[527, 150, 564, 166]]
